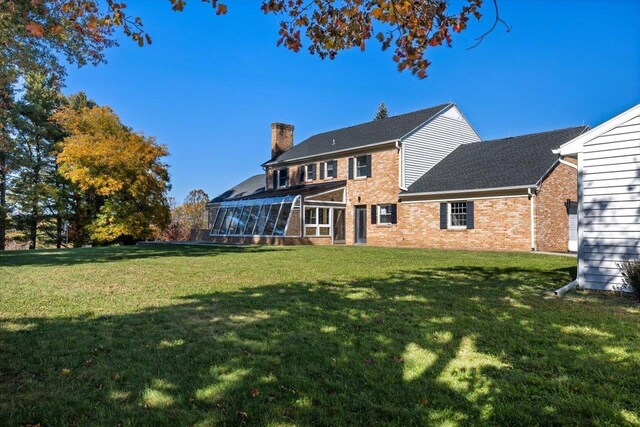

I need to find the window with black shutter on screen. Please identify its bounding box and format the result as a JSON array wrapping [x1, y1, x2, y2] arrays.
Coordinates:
[[326, 160, 337, 178], [371, 205, 377, 224], [319, 162, 325, 179], [305, 163, 316, 181], [355, 155, 371, 178], [348, 158, 354, 179]]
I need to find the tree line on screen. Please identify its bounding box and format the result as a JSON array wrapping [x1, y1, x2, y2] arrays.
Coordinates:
[[0, 74, 171, 250]]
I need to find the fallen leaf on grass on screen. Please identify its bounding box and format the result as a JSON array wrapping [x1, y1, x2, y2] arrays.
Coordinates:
[[250, 387, 260, 397], [363, 357, 374, 365], [237, 411, 248, 420], [60, 368, 71, 376], [393, 356, 404, 364]]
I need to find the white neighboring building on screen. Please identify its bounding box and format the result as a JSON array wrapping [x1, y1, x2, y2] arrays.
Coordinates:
[[557, 104, 640, 291]]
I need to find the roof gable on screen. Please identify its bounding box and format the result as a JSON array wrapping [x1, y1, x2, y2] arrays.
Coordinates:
[[265, 103, 453, 165], [404, 126, 589, 195], [558, 104, 640, 156]]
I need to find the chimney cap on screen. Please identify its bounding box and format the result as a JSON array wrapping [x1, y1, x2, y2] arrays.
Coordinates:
[[271, 122, 294, 130]]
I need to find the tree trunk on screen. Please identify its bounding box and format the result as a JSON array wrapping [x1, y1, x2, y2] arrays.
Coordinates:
[[56, 215, 62, 249], [0, 147, 6, 251]]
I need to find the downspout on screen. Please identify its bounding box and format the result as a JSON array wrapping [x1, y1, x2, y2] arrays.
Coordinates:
[[528, 188, 536, 251], [396, 140, 407, 191]]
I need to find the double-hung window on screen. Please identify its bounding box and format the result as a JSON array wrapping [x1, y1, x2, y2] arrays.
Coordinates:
[[378, 205, 393, 225], [275, 168, 288, 188], [325, 160, 337, 179], [305, 163, 316, 181], [304, 207, 331, 237], [355, 155, 369, 178], [449, 202, 467, 228]]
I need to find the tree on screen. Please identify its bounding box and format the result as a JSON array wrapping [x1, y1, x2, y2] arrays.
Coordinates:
[[182, 189, 209, 231], [10, 73, 65, 249], [0, 70, 18, 250], [374, 102, 389, 120], [55, 104, 171, 243], [1, 1, 506, 80]]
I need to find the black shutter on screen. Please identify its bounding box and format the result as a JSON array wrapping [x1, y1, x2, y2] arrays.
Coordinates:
[[284, 168, 289, 186], [439, 203, 447, 229], [299, 166, 305, 182], [332, 160, 338, 178], [319, 162, 325, 179], [365, 154, 372, 177], [348, 158, 354, 179], [272, 171, 278, 189], [390, 204, 397, 224], [466, 201, 474, 229], [371, 205, 377, 224]]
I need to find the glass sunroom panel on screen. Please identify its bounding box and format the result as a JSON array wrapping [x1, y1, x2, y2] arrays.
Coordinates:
[[274, 203, 292, 236], [254, 204, 270, 235], [221, 206, 235, 234], [235, 206, 251, 234], [227, 206, 241, 234], [211, 207, 226, 234], [243, 204, 260, 235], [263, 203, 281, 235]]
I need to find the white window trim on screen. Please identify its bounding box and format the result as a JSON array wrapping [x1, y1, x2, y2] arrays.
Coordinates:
[[324, 160, 337, 180], [305, 164, 316, 182], [355, 155, 368, 179], [304, 206, 332, 237], [447, 202, 468, 230], [377, 204, 393, 225]]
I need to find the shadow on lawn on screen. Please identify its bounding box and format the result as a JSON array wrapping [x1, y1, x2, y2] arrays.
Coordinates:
[[1, 266, 638, 425], [0, 244, 281, 267]]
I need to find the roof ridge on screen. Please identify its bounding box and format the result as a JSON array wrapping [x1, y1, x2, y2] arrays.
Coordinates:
[[471, 125, 589, 145], [307, 102, 452, 138]]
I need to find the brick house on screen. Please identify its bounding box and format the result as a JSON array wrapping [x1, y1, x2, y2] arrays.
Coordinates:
[[200, 103, 587, 252]]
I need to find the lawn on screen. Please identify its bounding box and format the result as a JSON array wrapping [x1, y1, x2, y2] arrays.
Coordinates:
[[0, 245, 638, 426]]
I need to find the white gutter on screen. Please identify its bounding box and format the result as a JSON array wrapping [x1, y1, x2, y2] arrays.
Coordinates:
[[558, 158, 578, 170], [400, 184, 534, 199], [262, 139, 399, 167], [528, 188, 536, 251]]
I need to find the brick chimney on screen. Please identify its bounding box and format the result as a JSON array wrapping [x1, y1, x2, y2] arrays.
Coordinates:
[[271, 123, 294, 159]]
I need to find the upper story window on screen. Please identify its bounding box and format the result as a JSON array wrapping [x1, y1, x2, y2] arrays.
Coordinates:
[[274, 168, 288, 188], [305, 163, 317, 181], [324, 160, 338, 179], [349, 154, 372, 179]]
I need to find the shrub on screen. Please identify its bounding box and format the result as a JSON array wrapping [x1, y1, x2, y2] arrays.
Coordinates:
[[619, 260, 640, 301]]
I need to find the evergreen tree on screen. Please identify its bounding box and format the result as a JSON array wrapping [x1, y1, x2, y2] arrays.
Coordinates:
[[0, 70, 18, 250], [374, 102, 389, 120], [11, 73, 65, 249]]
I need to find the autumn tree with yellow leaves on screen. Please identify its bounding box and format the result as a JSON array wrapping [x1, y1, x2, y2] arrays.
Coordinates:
[[55, 103, 171, 243]]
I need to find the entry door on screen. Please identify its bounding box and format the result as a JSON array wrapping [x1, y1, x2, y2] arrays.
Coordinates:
[[355, 206, 367, 244], [568, 201, 578, 252]]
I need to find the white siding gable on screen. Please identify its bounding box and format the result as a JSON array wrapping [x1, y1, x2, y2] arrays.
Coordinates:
[[579, 112, 640, 291], [401, 105, 480, 188]]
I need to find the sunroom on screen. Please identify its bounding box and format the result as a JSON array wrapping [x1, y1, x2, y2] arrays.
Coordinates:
[[207, 181, 346, 243]]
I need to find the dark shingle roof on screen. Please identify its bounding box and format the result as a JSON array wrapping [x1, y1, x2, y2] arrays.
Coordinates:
[[266, 103, 452, 165], [209, 174, 346, 203], [210, 174, 266, 203], [404, 126, 589, 195]]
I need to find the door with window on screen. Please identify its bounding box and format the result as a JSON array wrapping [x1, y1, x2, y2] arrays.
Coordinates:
[[354, 206, 367, 244]]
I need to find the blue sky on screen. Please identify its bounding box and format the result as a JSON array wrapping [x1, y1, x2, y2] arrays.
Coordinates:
[[63, 0, 640, 201]]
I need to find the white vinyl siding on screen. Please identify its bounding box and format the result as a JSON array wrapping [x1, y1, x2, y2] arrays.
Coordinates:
[[402, 105, 480, 188], [579, 114, 640, 291]]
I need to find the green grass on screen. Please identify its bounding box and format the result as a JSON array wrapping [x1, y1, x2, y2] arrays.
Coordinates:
[[0, 245, 638, 426]]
